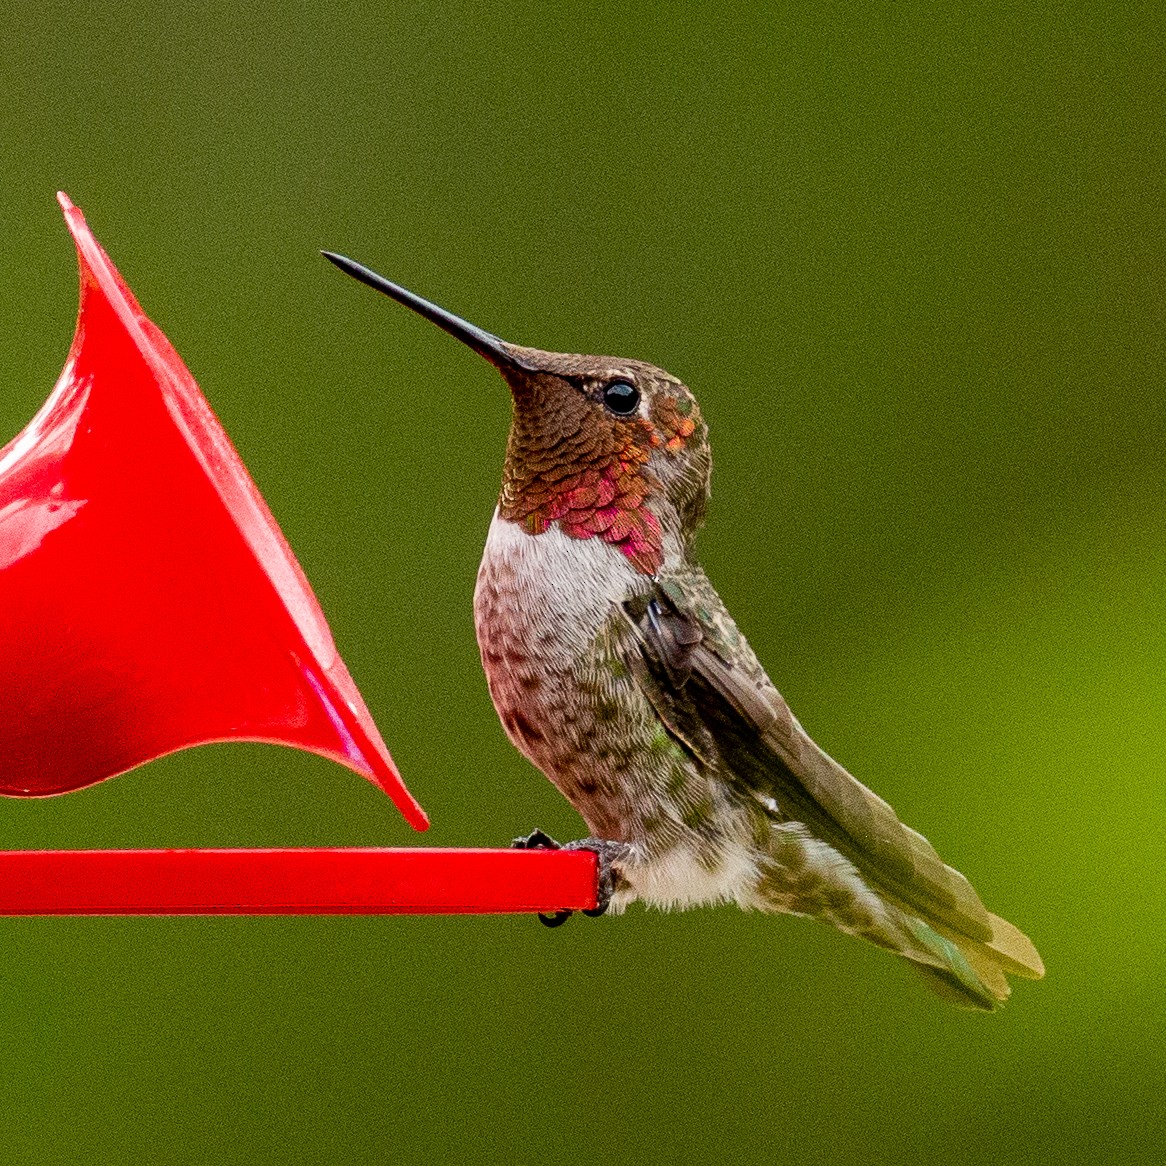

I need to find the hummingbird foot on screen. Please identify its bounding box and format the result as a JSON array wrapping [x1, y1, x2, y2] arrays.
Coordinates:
[[510, 831, 624, 924], [564, 838, 623, 918]]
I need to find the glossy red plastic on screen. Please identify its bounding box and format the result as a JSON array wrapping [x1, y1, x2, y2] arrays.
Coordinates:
[[0, 848, 598, 915], [0, 194, 426, 829]]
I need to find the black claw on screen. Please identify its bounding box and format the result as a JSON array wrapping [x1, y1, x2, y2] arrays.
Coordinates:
[[538, 909, 573, 927], [512, 829, 562, 851]]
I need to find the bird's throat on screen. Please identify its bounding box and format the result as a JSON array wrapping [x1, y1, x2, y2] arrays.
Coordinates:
[[497, 381, 695, 576], [499, 428, 665, 574]]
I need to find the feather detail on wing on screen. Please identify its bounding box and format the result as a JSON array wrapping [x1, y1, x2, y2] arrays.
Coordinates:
[[618, 570, 1043, 1002]]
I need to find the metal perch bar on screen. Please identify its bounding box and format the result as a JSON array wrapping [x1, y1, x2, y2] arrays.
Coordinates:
[[0, 848, 598, 916]]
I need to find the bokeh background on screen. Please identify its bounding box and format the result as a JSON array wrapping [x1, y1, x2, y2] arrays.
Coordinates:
[[1, 3, 1162, 1162]]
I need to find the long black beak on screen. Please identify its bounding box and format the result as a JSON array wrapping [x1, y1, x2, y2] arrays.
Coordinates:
[[322, 251, 528, 371]]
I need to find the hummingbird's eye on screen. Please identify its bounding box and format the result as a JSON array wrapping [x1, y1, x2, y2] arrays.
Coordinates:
[[603, 381, 640, 416]]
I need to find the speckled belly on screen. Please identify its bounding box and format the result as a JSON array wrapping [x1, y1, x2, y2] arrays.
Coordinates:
[[473, 515, 649, 840], [472, 512, 765, 903]]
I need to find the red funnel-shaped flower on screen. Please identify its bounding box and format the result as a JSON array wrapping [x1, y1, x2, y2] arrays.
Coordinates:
[[0, 193, 428, 830]]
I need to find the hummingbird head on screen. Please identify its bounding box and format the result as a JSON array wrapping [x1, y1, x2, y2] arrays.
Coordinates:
[[323, 252, 711, 576]]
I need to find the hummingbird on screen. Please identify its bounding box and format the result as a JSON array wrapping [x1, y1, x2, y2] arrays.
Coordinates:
[[324, 251, 1044, 1009]]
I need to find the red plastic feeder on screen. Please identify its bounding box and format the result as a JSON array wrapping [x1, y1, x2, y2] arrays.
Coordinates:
[[0, 194, 595, 916]]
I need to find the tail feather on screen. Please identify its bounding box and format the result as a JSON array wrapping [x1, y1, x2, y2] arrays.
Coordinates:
[[913, 962, 1004, 1011], [893, 911, 1043, 1011], [982, 913, 1046, 980], [892, 915, 1005, 1010]]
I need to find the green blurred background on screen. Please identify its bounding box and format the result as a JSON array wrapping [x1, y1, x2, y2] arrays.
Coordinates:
[[1, 2, 1162, 1162]]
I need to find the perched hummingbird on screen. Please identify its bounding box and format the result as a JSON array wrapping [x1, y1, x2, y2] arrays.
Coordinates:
[[324, 251, 1044, 1009]]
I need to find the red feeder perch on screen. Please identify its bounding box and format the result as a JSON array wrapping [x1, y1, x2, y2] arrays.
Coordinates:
[[0, 194, 596, 916]]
